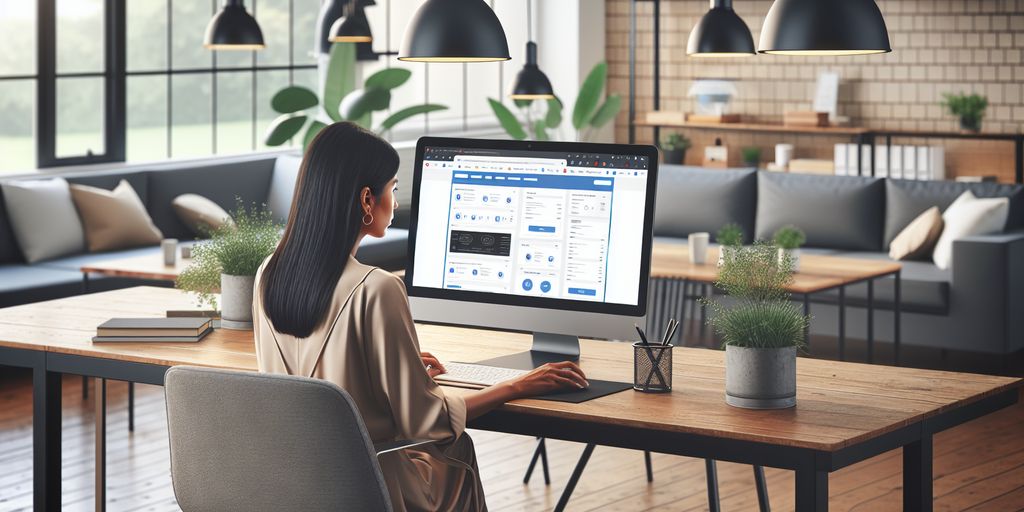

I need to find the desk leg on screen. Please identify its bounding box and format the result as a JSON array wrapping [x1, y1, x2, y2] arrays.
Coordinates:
[[894, 270, 902, 366], [904, 433, 933, 512], [33, 368, 62, 512], [554, 443, 595, 512], [95, 378, 106, 512], [838, 286, 846, 361], [803, 294, 811, 353], [867, 280, 875, 364], [754, 465, 771, 512], [128, 382, 135, 432], [706, 459, 721, 512], [795, 468, 828, 512]]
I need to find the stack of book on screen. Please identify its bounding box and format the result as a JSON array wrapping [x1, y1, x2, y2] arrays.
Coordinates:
[[93, 317, 213, 343]]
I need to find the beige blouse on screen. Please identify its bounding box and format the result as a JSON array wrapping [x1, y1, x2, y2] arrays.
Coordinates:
[[253, 256, 486, 511]]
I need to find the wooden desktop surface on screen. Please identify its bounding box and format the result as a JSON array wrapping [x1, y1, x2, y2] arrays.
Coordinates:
[[651, 244, 902, 293], [0, 286, 1018, 453], [80, 253, 190, 281]]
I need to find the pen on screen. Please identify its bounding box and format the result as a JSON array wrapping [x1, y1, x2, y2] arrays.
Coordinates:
[[660, 318, 675, 345], [634, 323, 650, 345], [663, 319, 679, 346]]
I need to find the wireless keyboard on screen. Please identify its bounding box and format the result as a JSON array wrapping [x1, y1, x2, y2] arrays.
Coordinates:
[[434, 362, 528, 387]]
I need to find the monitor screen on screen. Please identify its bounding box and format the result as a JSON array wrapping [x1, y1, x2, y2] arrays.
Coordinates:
[[405, 137, 658, 317]]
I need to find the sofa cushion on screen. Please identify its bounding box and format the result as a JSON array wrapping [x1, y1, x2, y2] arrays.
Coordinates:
[[884, 179, 1024, 247], [146, 157, 276, 239], [267, 154, 302, 225], [932, 191, 1010, 270], [1, 178, 87, 263], [817, 252, 951, 315], [70, 180, 164, 252], [888, 206, 943, 261], [355, 228, 408, 271], [65, 170, 150, 207], [172, 194, 236, 236], [756, 173, 885, 251], [35, 245, 165, 272], [0, 187, 24, 264], [653, 165, 758, 242]]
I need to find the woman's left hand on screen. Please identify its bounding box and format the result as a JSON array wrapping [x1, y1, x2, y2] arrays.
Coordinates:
[[421, 352, 446, 378]]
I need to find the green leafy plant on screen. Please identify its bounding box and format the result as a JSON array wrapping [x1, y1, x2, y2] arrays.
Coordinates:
[[772, 225, 806, 250], [740, 146, 762, 166], [489, 62, 621, 141], [660, 133, 691, 152], [941, 92, 988, 132], [716, 223, 744, 247], [176, 202, 282, 309], [700, 242, 809, 349], [266, 44, 447, 149]]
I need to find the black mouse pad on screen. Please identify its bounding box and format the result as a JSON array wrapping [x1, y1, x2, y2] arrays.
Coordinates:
[[530, 379, 633, 403]]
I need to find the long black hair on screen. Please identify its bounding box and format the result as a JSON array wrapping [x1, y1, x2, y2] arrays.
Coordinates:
[[261, 122, 399, 338]]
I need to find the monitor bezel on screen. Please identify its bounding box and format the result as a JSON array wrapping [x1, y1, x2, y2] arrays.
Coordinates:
[[403, 136, 659, 318]]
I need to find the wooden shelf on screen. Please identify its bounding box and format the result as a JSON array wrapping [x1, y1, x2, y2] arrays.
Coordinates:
[[634, 119, 870, 136]]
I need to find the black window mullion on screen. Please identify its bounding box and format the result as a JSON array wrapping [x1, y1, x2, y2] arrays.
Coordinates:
[[166, 0, 173, 158], [107, 0, 127, 162], [36, 0, 56, 167]]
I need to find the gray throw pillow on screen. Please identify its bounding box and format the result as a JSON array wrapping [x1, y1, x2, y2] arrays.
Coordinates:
[[653, 165, 758, 242], [1, 178, 87, 263], [267, 154, 302, 225], [756, 173, 885, 251]]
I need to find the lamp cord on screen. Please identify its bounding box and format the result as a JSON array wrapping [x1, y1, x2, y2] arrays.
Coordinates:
[[527, 0, 532, 42]]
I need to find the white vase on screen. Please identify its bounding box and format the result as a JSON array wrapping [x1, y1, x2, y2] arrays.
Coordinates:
[[778, 248, 801, 271], [725, 345, 797, 409], [220, 273, 255, 330], [717, 246, 737, 267]]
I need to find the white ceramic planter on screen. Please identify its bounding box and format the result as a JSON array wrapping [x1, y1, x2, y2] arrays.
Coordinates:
[[717, 246, 737, 267], [220, 273, 255, 330], [725, 345, 797, 409], [778, 248, 801, 271]]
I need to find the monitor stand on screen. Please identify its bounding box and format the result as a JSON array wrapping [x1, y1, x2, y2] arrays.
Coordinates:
[[474, 332, 580, 371]]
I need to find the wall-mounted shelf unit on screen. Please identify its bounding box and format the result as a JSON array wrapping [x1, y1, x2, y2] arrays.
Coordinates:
[[626, 0, 1024, 183]]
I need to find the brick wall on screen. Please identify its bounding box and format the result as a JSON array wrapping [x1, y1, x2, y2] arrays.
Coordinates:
[[606, 0, 1024, 182]]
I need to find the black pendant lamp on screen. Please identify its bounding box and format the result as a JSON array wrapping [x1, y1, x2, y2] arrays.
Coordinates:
[[510, 0, 554, 100], [758, 0, 891, 55], [330, 0, 373, 43], [399, 0, 510, 62], [315, 0, 345, 55], [204, 0, 265, 50], [687, 0, 755, 58]]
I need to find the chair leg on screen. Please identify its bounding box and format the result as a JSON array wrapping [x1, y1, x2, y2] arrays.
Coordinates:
[[82, 375, 89, 400], [705, 459, 720, 512], [524, 437, 551, 485], [644, 450, 653, 482], [554, 443, 595, 512], [127, 382, 134, 432], [754, 465, 771, 512]]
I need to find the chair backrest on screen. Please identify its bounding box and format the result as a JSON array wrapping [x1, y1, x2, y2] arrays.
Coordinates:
[[164, 366, 393, 512]]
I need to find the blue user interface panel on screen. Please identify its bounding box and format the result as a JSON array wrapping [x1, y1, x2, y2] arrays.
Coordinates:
[[412, 146, 650, 307]]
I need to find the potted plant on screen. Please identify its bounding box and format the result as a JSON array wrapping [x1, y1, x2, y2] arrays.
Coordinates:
[[773, 225, 806, 271], [941, 92, 988, 133], [701, 242, 809, 409], [716, 222, 744, 266], [176, 203, 282, 330], [488, 62, 621, 142], [660, 133, 691, 165], [740, 146, 762, 167]]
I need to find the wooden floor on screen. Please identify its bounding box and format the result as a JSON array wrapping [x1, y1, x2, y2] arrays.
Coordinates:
[[1, 369, 1022, 512]]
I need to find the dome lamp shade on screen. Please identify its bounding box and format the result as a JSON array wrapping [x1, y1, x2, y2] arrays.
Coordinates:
[[398, 0, 511, 62], [687, 0, 755, 58], [330, 0, 373, 43], [510, 42, 555, 100], [758, 0, 891, 56], [204, 0, 265, 50]]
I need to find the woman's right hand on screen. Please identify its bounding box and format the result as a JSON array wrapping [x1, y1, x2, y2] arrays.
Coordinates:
[[510, 361, 589, 398]]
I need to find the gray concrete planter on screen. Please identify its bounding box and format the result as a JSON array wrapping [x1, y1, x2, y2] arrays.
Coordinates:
[[220, 273, 255, 330], [778, 248, 801, 271], [725, 345, 797, 409]]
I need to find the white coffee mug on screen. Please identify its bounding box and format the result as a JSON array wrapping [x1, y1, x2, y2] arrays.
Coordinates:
[[161, 239, 178, 266], [775, 143, 794, 168], [688, 232, 710, 265]]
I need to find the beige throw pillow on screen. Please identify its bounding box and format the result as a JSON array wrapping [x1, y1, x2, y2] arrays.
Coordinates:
[[70, 180, 163, 252], [888, 207, 944, 261], [172, 194, 235, 236], [932, 191, 1009, 270]]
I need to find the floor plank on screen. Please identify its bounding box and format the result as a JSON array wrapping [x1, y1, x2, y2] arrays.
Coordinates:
[[0, 370, 1021, 511]]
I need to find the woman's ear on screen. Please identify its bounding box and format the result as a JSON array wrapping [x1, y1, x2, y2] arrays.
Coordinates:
[[359, 186, 375, 213]]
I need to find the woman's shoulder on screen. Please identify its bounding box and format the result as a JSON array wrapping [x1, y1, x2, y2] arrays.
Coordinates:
[[358, 263, 406, 296]]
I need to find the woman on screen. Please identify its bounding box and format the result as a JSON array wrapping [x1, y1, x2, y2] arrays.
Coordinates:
[[253, 122, 587, 512]]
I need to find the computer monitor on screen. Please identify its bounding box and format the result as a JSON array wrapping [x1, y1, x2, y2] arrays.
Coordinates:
[[404, 137, 659, 369]]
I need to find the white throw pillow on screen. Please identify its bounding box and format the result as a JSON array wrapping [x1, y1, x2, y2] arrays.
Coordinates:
[[267, 154, 302, 225], [1, 178, 87, 263], [932, 191, 1009, 269]]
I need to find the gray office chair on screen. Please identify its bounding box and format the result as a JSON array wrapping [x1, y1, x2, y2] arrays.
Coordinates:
[[165, 366, 436, 512]]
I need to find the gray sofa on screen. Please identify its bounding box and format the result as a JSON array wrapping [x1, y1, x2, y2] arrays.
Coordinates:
[[0, 153, 409, 308], [654, 165, 1024, 355]]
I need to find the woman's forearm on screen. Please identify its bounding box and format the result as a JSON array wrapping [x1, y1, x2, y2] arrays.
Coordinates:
[[464, 381, 521, 420]]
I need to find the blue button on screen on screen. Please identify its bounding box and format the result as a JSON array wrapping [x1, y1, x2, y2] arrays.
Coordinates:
[[528, 225, 555, 233], [568, 288, 596, 296], [522, 279, 533, 291], [540, 281, 551, 293]]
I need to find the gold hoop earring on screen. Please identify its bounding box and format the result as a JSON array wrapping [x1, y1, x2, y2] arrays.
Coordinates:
[[362, 213, 374, 226]]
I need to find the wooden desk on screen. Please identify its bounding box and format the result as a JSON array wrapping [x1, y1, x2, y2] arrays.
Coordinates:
[[0, 287, 1019, 512], [649, 243, 903, 364], [81, 252, 190, 282]]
